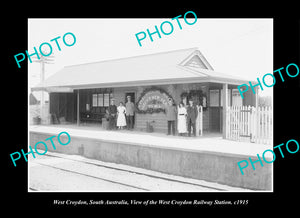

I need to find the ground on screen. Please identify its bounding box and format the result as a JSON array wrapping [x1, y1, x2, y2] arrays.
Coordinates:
[[29, 124, 273, 191], [29, 151, 250, 192]]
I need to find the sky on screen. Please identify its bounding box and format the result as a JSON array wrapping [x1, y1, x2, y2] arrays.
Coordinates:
[[28, 18, 273, 97]]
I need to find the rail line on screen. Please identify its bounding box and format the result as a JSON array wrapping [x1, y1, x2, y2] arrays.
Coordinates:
[[36, 153, 227, 191], [33, 161, 150, 191]]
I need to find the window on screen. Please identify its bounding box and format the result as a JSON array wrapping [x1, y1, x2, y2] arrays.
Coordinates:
[[209, 90, 219, 107], [97, 94, 104, 107], [103, 93, 110, 106], [92, 91, 112, 108], [203, 96, 207, 107], [92, 94, 98, 107], [232, 89, 243, 106]]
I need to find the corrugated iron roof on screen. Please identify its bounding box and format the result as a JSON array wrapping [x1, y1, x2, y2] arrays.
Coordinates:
[[32, 47, 250, 92]]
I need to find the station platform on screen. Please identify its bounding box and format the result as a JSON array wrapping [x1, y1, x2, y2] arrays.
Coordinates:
[[29, 124, 273, 190]]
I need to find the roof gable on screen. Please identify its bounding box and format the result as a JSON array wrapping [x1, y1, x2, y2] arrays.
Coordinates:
[[179, 50, 214, 70], [184, 55, 208, 69]]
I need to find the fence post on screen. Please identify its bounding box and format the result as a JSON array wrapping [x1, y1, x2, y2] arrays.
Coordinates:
[[246, 105, 249, 137], [233, 106, 236, 140], [240, 106, 243, 141], [237, 106, 240, 141], [200, 105, 203, 136], [257, 106, 260, 144], [236, 106, 239, 141], [225, 105, 272, 145], [270, 106, 273, 145], [227, 106, 230, 139], [229, 106, 233, 139], [251, 106, 256, 143]]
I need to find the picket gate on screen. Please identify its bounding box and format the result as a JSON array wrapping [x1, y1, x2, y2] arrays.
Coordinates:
[[226, 106, 272, 145]]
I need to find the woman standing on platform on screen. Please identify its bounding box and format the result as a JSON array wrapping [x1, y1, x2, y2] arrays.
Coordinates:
[[177, 102, 187, 136], [117, 102, 127, 129]]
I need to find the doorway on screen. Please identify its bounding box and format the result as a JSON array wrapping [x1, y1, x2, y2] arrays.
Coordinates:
[[209, 107, 221, 132], [125, 92, 135, 104]]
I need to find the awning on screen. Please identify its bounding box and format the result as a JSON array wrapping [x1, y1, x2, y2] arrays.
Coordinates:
[[31, 48, 252, 92]]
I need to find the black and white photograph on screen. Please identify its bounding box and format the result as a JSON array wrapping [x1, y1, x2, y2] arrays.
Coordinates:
[[28, 18, 273, 192], [5, 8, 300, 212]]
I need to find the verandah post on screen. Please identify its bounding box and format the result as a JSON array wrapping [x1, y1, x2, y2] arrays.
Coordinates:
[[222, 83, 228, 139], [77, 89, 80, 126]]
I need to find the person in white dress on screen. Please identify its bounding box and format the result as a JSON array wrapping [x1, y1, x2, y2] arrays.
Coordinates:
[[117, 102, 127, 129], [177, 102, 187, 136]]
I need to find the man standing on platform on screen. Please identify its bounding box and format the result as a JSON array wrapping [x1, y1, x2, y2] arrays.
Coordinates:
[[186, 100, 198, 137], [125, 96, 135, 130], [108, 99, 117, 130], [165, 98, 177, 136]]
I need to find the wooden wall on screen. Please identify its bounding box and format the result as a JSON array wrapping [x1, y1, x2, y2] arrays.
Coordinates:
[[113, 83, 210, 133], [48, 83, 255, 133], [136, 112, 167, 132]]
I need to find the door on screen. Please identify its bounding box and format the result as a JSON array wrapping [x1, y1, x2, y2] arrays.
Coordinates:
[[209, 107, 221, 132], [125, 92, 135, 104]]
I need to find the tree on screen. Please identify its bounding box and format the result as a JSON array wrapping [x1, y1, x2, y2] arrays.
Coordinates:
[[258, 96, 272, 107]]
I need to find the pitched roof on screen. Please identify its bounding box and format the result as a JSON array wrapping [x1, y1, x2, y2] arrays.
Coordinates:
[[29, 93, 39, 105], [32, 47, 250, 92]]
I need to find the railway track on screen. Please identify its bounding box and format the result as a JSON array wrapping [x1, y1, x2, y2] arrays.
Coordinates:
[[29, 152, 228, 191], [31, 161, 149, 191]]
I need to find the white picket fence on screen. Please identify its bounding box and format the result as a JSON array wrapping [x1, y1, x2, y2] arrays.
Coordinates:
[[196, 105, 203, 136], [226, 106, 272, 145]]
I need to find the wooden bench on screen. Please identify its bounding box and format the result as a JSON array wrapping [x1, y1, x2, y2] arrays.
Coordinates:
[[80, 112, 103, 123]]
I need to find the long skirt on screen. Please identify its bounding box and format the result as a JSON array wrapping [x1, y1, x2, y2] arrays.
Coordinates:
[[117, 113, 126, 127], [177, 115, 187, 133]]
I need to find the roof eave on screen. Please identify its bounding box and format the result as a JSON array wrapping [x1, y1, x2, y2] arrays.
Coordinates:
[[31, 75, 252, 92]]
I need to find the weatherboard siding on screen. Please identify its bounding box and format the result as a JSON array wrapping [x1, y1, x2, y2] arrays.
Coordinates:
[[136, 113, 168, 133], [112, 84, 210, 133]]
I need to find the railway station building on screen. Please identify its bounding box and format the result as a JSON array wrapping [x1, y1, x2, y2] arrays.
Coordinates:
[[31, 47, 257, 137], [30, 47, 273, 191]]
